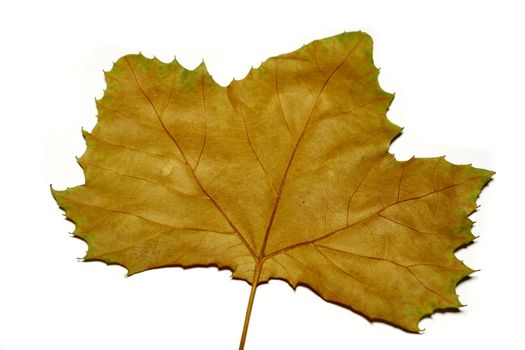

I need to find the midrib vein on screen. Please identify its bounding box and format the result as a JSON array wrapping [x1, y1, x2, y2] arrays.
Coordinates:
[[257, 37, 365, 258]]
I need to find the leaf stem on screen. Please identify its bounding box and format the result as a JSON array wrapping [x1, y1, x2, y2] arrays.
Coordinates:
[[239, 260, 262, 350]]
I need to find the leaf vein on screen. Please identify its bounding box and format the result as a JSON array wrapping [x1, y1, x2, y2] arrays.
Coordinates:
[[264, 175, 484, 259], [259, 36, 366, 257], [123, 57, 257, 259], [64, 196, 235, 235], [83, 162, 204, 199]]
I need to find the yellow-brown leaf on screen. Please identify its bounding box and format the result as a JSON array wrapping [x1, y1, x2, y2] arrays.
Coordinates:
[[52, 31, 494, 345]]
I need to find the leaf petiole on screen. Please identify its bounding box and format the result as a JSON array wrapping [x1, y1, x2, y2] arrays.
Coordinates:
[[239, 260, 263, 350]]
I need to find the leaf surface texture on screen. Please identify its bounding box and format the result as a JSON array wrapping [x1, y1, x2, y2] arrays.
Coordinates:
[[53, 32, 493, 332]]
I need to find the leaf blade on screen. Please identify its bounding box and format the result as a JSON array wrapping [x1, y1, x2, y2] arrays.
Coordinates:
[[53, 31, 494, 336]]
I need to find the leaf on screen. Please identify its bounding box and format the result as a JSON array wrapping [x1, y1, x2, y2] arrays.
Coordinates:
[[52, 31, 494, 347]]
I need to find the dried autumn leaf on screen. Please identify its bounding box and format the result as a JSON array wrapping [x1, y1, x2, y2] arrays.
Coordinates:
[[52, 32, 493, 348]]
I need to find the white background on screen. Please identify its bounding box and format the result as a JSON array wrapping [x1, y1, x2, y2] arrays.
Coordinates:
[[0, 0, 523, 349]]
